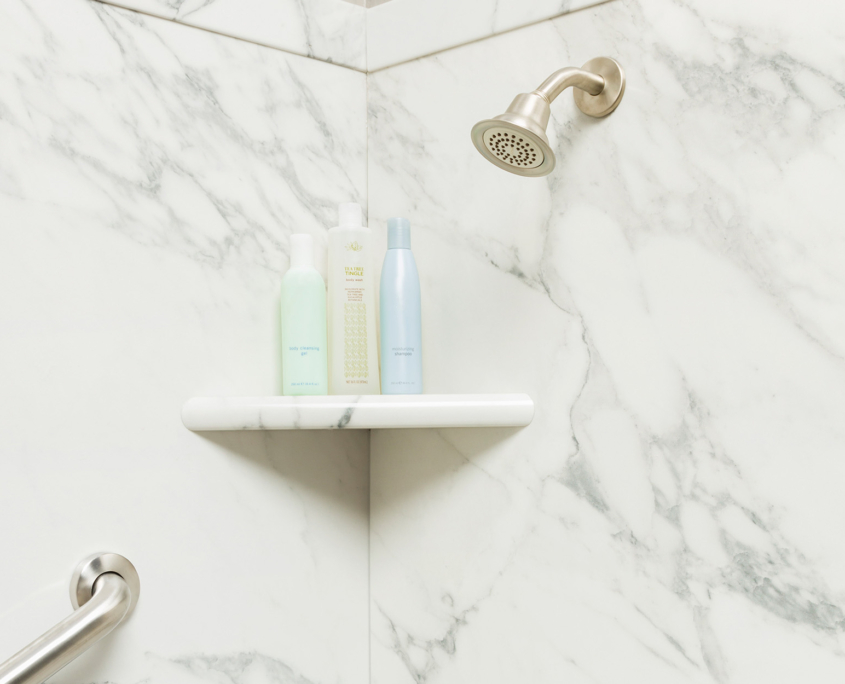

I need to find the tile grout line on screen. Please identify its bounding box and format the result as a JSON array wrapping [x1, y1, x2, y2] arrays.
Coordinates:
[[364, 3, 371, 676], [92, 0, 616, 76], [367, 431, 372, 684], [92, 0, 368, 74], [367, 0, 618, 74]]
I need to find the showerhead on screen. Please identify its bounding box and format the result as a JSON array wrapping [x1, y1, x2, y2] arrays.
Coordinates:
[[472, 93, 556, 177], [471, 57, 625, 178]]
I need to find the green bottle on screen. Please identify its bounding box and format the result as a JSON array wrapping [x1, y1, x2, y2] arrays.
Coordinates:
[[281, 234, 328, 395]]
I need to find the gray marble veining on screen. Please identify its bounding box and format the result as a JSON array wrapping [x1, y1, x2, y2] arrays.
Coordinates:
[[0, 1, 368, 682], [368, 0, 845, 680]]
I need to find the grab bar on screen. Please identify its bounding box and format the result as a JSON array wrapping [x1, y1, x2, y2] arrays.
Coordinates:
[[0, 553, 140, 684]]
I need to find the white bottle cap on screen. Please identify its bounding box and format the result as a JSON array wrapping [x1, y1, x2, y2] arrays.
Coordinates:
[[290, 233, 314, 267], [339, 202, 363, 228]]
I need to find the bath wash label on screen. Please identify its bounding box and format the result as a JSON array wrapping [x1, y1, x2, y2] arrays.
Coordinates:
[[343, 302, 369, 381], [341, 263, 370, 382], [328, 221, 380, 395]]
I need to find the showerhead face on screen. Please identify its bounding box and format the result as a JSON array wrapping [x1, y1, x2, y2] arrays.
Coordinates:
[[483, 128, 541, 168], [471, 93, 556, 177], [471, 121, 555, 177]]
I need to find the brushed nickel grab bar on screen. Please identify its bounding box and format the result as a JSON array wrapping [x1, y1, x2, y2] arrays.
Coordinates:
[[0, 553, 140, 684]]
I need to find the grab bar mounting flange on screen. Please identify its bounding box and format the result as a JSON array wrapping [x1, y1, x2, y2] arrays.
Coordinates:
[[70, 552, 140, 614]]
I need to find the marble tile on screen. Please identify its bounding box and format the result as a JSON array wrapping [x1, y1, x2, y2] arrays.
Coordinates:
[[368, 0, 845, 681], [97, 0, 367, 71], [0, 1, 368, 682], [181, 394, 534, 430], [366, 0, 609, 71]]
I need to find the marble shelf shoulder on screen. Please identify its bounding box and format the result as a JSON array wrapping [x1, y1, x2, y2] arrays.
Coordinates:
[[181, 394, 534, 430]]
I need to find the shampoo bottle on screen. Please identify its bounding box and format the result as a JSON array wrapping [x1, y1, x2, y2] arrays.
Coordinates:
[[327, 203, 380, 395], [280, 234, 328, 395], [379, 217, 422, 394]]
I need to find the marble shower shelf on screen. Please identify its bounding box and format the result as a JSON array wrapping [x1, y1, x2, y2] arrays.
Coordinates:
[[181, 394, 534, 430]]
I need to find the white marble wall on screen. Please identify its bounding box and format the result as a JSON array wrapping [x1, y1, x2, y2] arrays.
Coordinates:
[[96, 0, 367, 70], [366, 0, 608, 70], [4, 0, 845, 680], [368, 0, 845, 681], [0, 1, 369, 683]]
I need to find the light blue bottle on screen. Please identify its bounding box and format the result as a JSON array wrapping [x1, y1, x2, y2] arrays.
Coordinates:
[[380, 217, 422, 394]]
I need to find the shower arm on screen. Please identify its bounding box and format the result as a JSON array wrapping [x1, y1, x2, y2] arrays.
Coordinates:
[[533, 67, 605, 103]]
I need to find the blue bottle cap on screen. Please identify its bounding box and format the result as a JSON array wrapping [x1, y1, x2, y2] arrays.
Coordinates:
[[387, 217, 411, 249]]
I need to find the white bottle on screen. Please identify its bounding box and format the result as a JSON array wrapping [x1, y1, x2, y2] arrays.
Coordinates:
[[327, 203, 380, 395]]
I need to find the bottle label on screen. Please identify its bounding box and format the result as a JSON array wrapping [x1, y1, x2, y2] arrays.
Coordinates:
[[343, 302, 369, 382], [288, 346, 322, 357], [330, 230, 377, 390]]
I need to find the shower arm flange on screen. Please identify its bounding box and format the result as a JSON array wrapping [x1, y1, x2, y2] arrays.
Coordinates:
[[533, 67, 605, 103]]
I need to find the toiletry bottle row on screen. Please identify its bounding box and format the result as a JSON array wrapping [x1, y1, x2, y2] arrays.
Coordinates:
[[280, 203, 422, 397]]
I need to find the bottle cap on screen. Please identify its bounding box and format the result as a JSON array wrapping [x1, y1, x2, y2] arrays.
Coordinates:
[[290, 233, 314, 267], [339, 203, 363, 228], [387, 217, 411, 249]]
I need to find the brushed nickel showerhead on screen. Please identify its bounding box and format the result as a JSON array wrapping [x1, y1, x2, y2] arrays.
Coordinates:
[[471, 57, 625, 177]]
